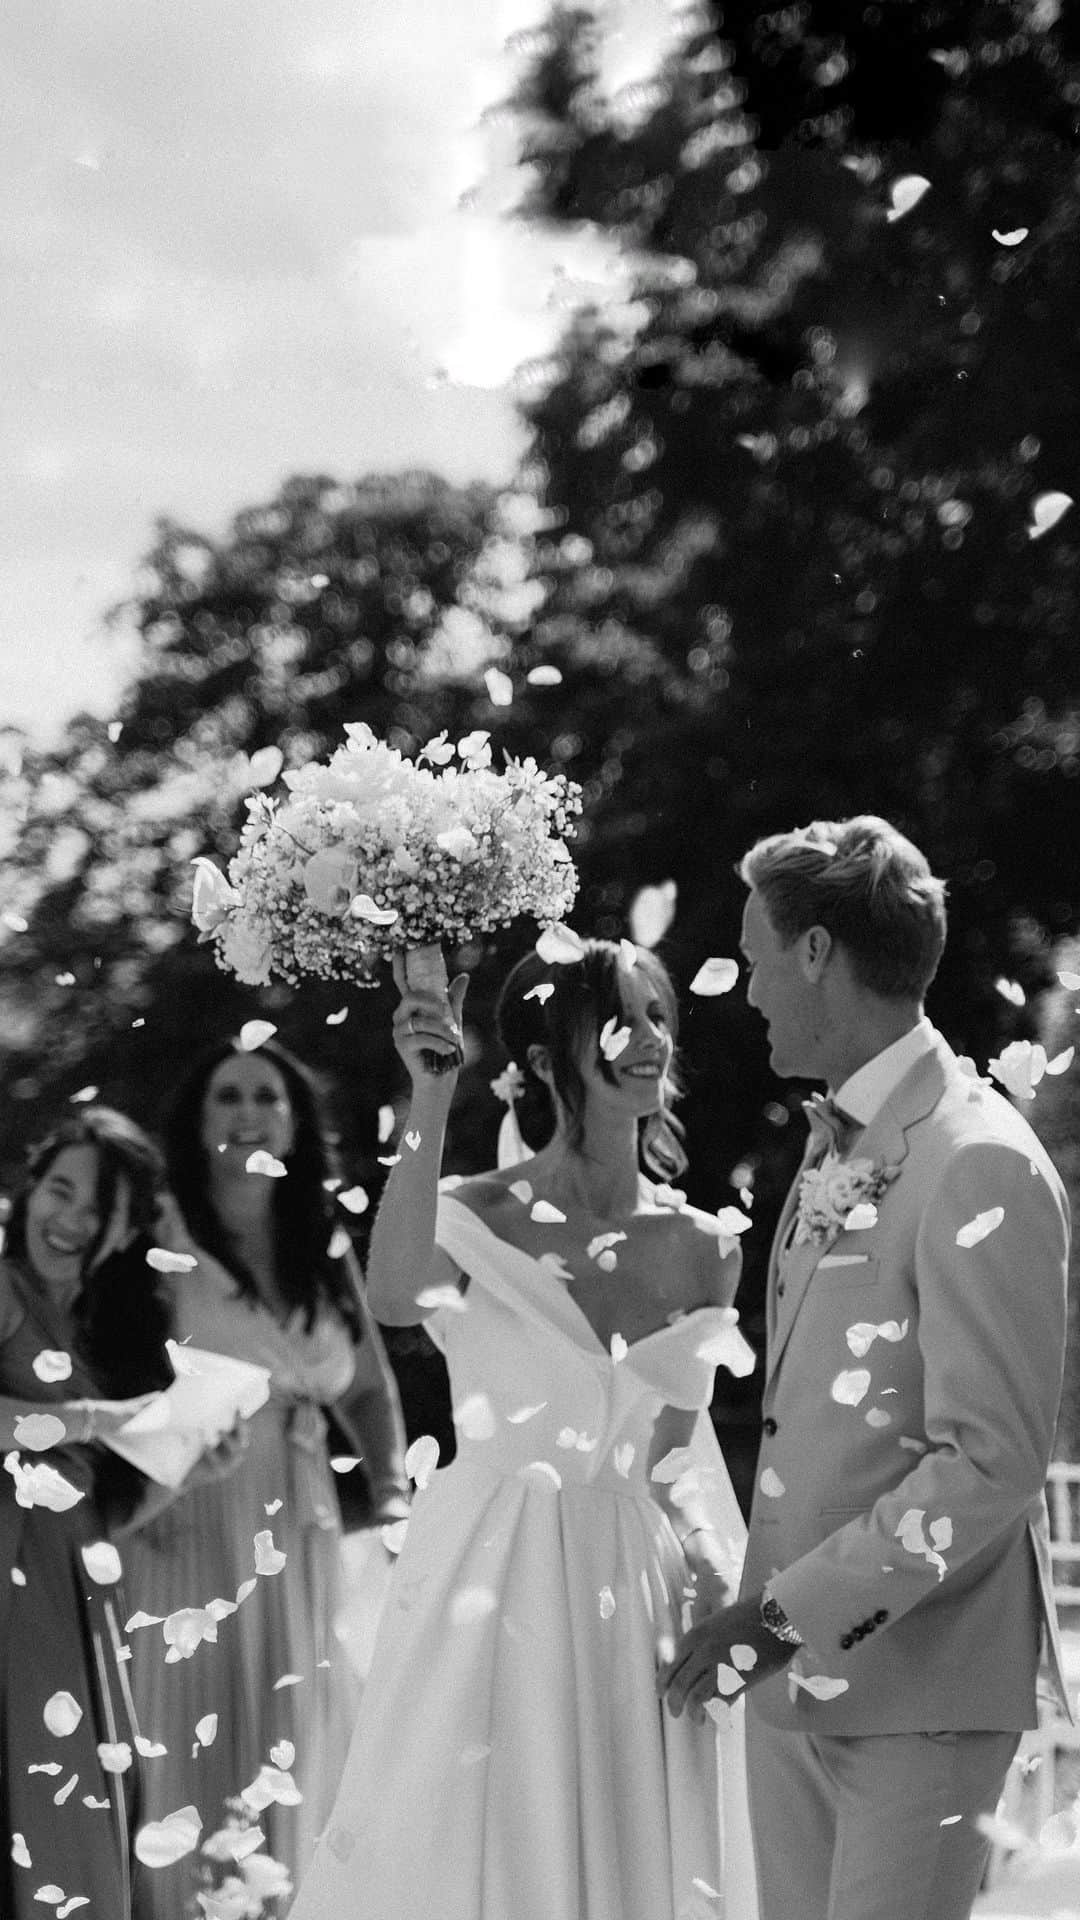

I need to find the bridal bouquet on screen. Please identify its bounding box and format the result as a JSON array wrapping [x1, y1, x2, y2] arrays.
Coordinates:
[[191, 724, 582, 991]]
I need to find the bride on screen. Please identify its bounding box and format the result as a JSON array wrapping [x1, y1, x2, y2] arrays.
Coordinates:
[[288, 937, 760, 1920]]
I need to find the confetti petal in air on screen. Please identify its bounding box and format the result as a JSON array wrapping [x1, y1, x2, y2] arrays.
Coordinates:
[[509, 1180, 534, 1205], [613, 1443, 635, 1477], [195, 1714, 218, 1748], [1057, 969, 1080, 990], [843, 1202, 878, 1232], [69, 1086, 98, 1104], [992, 227, 1028, 246], [415, 1283, 468, 1313], [506, 1403, 546, 1425], [610, 1333, 628, 1364], [524, 982, 555, 1004], [759, 1468, 786, 1498], [145, 1247, 199, 1273], [405, 1434, 440, 1490], [43, 1693, 83, 1738], [349, 896, 399, 925], [135, 1736, 168, 1758], [325, 1007, 349, 1026], [1028, 491, 1074, 540], [96, 1742, 133, 1774], [484, 667, 514, 707], [237, 1020, 278, 1051], [11, 1832, 30, 1868], [337, 1186, 369, 1215], [134, 1806, 202, 1868], [789, 1673, 850, 1700], [253, 1530, 287, 1576], [628, 881, 676, 949], [689, 958, 739, 996], [714, 1663, 745, 1697], [830, 1369, 872, 1407], [455, 1393, 496, 1441], [190, 859, 238, 933], [714, 1207, 752, 1237], [530, 1199, 567, 1224], [599, 1016, 632, 1060], [5, 1455, 84, 1510], [597, 1250, 619, 1272], [162, 1607, 219, 1660], [731, 1644, 758, 1672], [327, 1226, 351, 1260], [55, 973, 76, 987], [526, 665, 563, 686], [587, 1231, 626, 1261], [245, 1150, 287, 1178], [246, 747, 283, 789], [845, 1319, 908, 1358], [13, 1414, 66, 1451], [405, 1131, 422, 1151], [270, 1739, 295, 1769], [618, 939, 638, 972], [956, 1207, 1005, 1249], [270, 1674, 303, 1692], [1047, 1046, 1075, 1075], [80, 1542, 122, 1584], [994, 977, 1025, 1008], [895, 1508, 949, 1580], [377, 1104, 396, 1143], [865, 1407, 892, 1428], [987, 1039, 1050, 1099], [535, 923, 587, 965], [381, 1519, 409, 1553], [886, 174, 931, 221]]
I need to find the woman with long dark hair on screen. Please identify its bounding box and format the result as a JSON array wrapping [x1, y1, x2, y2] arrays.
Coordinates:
[[289, 939, 759, 1920], [0, 1107, 173, 1919], [125, 1036, 408, 1915]]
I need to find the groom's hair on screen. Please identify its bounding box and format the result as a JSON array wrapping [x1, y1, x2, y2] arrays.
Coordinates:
[[739, 815, 947, 1000]]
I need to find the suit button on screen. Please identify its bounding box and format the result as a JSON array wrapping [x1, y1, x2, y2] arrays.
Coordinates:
[[874, 1609, 888, 1624], [840, 1634, 854, 1650], [852, 1625, 865, 1641], [762, 1418, 778, 1437], [777, 1280, 786, 1297]]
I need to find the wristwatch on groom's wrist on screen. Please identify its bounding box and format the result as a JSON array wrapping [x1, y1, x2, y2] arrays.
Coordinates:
[[760, 1585, 804, 1648]]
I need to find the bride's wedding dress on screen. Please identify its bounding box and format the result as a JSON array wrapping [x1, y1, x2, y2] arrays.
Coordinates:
[[288, 1186, 759, 1920]]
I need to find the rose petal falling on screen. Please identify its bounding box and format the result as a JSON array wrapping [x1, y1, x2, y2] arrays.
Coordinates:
[[715, 1206, 752, 1236], [325, 1007, 349, 1026], [145, 1247, 199, 1273], [789, 1673, 850, 1700], [327, 1226, 351, 1260], [886, 174, 931, 222], [599, 1016, 632, 1061], [195, 1714, 218, 1748], [349, 895, 399, 924], [843, 1202, 878, 1232], [135, 1737, 168, 1758], [731, 1644, 758, 1672], [405, 1131, 422, 1151], [377, 1104, 396, 1143], [530, 1199, 567, 1224], [43, 1693, 83, 1738], [759, 1468, 785, 1498], [270, 1739, 295, 1770], [245, 1150, 287, 1178], [524, 982, 555, 1004], [11, 1832, 30, 1868], [689, 958, 739, 996], [237, 1021, 277, 1051], [992, 227, 1028, 246], [134, 1806, 202, 1869], [246, 747, 284, 789], [599, 1587, 616, 1619], [1029, 491, 1074, 540], [714, 1663, 745, 1697], [31, 1351, 72, 1385], [830, 1369, 872, 1407], [956, 1207, 1005, 1249], [337, 1186, 369, 1215], [613, 1443, 635, 1477], [13, 1414, 67, 1451], [405, 1434, 440, 1491], [5, 1457, 84, 1511], [80, 1542, 122, 1585], [253, 1530, 287, 1576], [526, 664, 563, 686], [535, 924, 587, 965], [97, 1742, 133, 1775]]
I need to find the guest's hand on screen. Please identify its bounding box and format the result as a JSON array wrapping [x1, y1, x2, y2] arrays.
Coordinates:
[[68, 1392, 159, 1441], [391, 954, 468, 1086], [659, 1594, 794, 1723]]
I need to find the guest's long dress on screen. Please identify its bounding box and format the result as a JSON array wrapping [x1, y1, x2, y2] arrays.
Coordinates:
[[288, 1189, 760, 1920], [0, 1258, 143, 1920], [125, 1251, 361, 1919]]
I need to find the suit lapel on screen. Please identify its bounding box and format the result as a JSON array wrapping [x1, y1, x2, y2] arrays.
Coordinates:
[[765, 1036, 951, 1390]]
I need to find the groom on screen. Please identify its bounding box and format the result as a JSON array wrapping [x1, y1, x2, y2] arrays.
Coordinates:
[[662, 815, 1072, 1920]]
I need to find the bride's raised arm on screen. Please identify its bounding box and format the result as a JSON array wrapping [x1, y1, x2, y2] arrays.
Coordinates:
[[365, 954, 469, 1325]]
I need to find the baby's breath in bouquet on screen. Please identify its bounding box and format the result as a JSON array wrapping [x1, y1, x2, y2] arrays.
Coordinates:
[[192, 724, 581, 1065]]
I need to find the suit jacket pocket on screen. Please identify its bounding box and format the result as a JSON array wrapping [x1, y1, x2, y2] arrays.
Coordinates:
[[812, 1254, 879, 1286]]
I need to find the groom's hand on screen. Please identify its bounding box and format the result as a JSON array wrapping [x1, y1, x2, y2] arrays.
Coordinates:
[[659, 1593, 794, 1723]]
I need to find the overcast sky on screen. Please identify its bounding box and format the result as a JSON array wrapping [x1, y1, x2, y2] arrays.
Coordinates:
[[2, 0, 675, 742]]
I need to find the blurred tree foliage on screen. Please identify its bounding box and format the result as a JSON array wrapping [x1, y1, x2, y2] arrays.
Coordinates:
[[3, 1, 1080, 1480]]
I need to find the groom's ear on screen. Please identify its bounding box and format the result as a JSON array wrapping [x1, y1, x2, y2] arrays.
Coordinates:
[[800, 925, 833, 982], [526, 1042, 553, 1087]]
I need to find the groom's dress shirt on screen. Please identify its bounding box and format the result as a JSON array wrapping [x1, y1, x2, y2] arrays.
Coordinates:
[[831, 1017, 935, 1130]]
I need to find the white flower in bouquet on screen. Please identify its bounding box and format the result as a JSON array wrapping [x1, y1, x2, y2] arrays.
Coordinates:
[[193, 725, 582, 989]]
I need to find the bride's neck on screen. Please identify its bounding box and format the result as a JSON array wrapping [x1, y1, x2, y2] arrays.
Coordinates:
[[536, 1122, 643, 1220]]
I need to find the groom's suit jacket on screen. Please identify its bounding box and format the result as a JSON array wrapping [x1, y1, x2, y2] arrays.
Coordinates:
[[740, 1027, 1072, 1735]]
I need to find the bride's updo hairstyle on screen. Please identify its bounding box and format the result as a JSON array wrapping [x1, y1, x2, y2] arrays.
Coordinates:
[[495, 939, 687, 1181]]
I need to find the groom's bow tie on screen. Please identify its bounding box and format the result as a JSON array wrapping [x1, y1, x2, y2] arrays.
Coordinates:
[[803, 1092, 859, 1160]]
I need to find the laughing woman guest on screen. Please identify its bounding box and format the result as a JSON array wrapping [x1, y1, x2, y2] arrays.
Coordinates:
[[125, 1038, 408, 1915], [0, 1109, 173, 1920]]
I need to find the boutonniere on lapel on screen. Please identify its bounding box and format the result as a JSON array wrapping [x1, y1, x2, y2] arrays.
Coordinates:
[[793, 1154, 899, 1249]]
